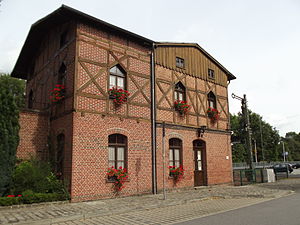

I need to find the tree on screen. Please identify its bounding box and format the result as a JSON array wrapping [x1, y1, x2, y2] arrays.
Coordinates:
[[230, 110, 280, 163], [282, 132, 300, 161], [0, 73, 25, 196]]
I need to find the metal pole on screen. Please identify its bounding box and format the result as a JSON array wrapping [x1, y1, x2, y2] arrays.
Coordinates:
[[259, 118, 265, 165], [150, 46, 157, 194], [254, 139, 258, 163], [282, 141, 286, 162], [243, 94, 253, 170], [162, 122, 167, 200]]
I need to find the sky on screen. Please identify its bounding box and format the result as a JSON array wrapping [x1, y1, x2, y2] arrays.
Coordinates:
[[0, 0, 299, 136]]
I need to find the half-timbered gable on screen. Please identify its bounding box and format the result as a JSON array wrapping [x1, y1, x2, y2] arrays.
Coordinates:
[[155, 44, 234, 130]]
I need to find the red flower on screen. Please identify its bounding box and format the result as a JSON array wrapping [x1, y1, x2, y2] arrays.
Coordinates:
[[108, 87, 130, 105], [7, 195, 15, 197], [207, 107, 220, 123], [174, 100, 190, 116]]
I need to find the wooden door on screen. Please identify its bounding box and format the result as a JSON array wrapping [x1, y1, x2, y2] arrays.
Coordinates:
[[193, 140, 206, 186]]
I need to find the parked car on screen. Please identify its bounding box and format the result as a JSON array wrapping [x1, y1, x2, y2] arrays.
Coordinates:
[[273, 163, 293, 173], [292, 163, 300, 169]]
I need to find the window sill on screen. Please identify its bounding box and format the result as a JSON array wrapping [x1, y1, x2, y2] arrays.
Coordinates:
[[168, 175, 184, 180], [106, 177, 130, 183]]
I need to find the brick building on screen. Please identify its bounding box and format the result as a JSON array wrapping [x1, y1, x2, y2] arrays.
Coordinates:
[[12, 5, 236, 202]]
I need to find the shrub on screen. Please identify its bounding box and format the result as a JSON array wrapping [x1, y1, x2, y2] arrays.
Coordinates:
[[0, 196, 21, 206], [11, 159, 68, 195], [21, 190, 67, 204], [0, 191, 68, 206]]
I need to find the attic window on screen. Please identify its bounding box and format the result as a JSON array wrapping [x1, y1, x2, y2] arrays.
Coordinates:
[[176, 57, 184, 68], [208, 69, 215, 79], [60, 31, 68, 48]]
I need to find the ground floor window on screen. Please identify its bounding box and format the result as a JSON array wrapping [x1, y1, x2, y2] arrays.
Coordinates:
[[108, 134, 127, 169], [169, 138, 182, 167]]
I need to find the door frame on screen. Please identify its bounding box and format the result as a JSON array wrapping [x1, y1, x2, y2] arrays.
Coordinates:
[[193, 139, 207, 186]]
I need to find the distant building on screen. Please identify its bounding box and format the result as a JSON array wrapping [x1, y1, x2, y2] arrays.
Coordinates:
[[12, 5, 236, 202]]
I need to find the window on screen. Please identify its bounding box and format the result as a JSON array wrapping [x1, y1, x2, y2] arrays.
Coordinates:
[[58, 63, 67, 86], [193, 140, 204, 171], [108, 134, 127, 169], [60, 31, 68, 48], [56, 134, 65, 179], [109, 65, 126, 90], [208, 69, 215, 79], [207, 91, 216, 109], [176, 57, 184, 68], [28, 90, 33, 109], [169, 138, 182, 167], [174, 82, 186, 101]]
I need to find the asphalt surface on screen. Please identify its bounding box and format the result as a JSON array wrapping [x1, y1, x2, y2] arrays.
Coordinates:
[[1, 173, 300, 225], [176, 188, 300, 225]]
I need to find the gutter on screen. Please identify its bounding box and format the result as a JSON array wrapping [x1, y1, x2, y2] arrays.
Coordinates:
[[150, 43, 157, 194]]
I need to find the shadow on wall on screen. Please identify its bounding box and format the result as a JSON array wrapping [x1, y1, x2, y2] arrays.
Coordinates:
[[135, 157, 141, 193], [18, 110, 49, 161]]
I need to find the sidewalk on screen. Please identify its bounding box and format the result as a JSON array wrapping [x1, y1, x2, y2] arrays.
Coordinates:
[[0, 179, 298, 225]]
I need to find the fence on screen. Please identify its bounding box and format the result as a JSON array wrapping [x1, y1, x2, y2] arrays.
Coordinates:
[[233, 169, 265, 186], [233, 161, 300, 169]]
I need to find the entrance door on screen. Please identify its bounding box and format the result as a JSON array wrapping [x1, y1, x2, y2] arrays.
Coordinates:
[[193, 140, 206, 186]]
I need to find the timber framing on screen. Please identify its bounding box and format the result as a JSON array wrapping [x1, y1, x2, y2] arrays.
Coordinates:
[[155, 67, 229, 128]]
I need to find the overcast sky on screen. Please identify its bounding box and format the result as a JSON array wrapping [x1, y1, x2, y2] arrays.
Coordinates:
[[0, 0, 299, 136]]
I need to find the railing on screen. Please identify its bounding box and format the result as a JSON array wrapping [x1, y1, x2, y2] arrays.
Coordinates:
[[233, 161, 300, 169], [233, 169, 265, 186]]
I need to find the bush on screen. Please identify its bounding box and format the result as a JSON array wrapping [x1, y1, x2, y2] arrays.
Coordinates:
[[21, 190, 68, 204], [0, 196, 21, 206], [12, 159, 68, 195], [0, 191, 68, 206]]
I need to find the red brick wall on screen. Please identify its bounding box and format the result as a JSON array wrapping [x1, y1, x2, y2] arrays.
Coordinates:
[[71, 112, 152, 202], [70, 23, 153, 201], [50, 112, 73, 191], [155, 127, 233, 191], [17, 110, 49, 160], [155, 62, 233, 190]]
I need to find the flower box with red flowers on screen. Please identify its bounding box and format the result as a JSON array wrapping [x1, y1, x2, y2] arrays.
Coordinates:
[[207, 107, 220, 122], [108, 87, 130, 105], [106, 166, 128, 191], [50, 84, 65, 103], [169, 165, 184, 182], [174, 100, 190, 115]]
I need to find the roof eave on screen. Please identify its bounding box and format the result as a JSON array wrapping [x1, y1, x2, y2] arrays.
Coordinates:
[[11, 5, 154, 79]]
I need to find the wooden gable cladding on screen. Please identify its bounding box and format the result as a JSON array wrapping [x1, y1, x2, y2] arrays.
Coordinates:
[[155, 45, 229, 87], [75, 23, 151, 120], [155, 66, 229, 130]]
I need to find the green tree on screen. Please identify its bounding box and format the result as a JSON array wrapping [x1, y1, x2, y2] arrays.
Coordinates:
[[282, 132, 300, 161], [230, 111, 281, 163], [0, 73, 25, 196]]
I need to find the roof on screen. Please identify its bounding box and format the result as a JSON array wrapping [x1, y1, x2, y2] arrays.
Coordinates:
[[155, 42, 236, 81], [11, 5, 154, 79], [11, 5, 235, 81]]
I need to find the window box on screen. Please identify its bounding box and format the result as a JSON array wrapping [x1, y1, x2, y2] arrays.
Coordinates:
[[108, 88, 130, 105], [50, 84, 65, 103], [207, 107, 220, 123], [174, 100, 190, 115]]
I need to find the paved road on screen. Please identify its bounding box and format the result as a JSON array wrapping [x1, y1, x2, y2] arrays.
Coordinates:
[[1, 178, 299, 224], [176, 192, 300, 225]]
